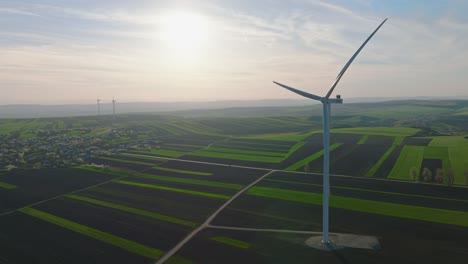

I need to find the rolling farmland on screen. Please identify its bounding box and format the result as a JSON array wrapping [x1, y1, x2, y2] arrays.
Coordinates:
[[1, 101, 467, 263]]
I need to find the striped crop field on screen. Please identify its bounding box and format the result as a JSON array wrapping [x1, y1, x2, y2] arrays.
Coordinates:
[[247, 186, 468, 227]]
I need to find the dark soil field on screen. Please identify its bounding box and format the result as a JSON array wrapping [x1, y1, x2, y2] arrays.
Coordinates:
[[330, 144, 390, 176], [183, 213, 468, 264], [305, 144, 358, 174], [256, 179, 468, 211], [279, 143, 323, 169], [373, 145, 404, 178], [122, 176, 238, 196], [420, 158, 443, 179], [80, 182, 223, 223], [32, 197, 191, 251], [0, 168, 115, 214], [212, 140, 292, 153], [269, 171, 468, 201], [331, 133, 363, 144], [1, 156, 467, 263], [182, 154, 279, 169], [93, 158, 156, 171], [209, 173, 468, 264], [365, 135, 394, 145], [402, 137, 433, 146], [156, 160, 266, 185], [0, 212, 150, 264]]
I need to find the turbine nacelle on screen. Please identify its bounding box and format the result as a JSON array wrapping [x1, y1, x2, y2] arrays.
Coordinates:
[[322, 97, 343, 104], [272, 81, 343, 104]]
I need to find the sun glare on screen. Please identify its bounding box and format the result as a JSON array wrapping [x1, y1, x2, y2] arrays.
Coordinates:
[[161, 11, 209, 58]]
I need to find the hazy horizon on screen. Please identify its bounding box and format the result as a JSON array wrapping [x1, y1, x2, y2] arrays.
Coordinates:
[[1, 1, 468, 104]]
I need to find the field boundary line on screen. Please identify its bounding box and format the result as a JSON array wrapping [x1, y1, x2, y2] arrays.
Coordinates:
[[155, 170, 276, 264], [207, 225, 323, 234], [0, 174, 126, 217], [123, 153, 468, 189]]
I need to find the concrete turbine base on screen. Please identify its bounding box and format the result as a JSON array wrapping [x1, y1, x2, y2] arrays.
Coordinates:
[[305, 233, 381, 251]]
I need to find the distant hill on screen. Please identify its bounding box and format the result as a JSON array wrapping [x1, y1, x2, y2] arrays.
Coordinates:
[[1, 97, 466, 119]]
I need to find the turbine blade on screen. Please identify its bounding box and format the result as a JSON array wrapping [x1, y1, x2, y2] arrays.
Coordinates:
[[273, 81, 322, 101], [325, 18, 387, 98]]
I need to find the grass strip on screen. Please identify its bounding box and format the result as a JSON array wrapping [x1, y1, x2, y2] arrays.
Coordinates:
[[131, 149, 184, 158], [263, 179, 468, 203], [247, 187, 468, 227], [190, 150, 283, 163], [284, 141, 307, 159], [331, 127, 419, 137], [114, 180, 229, 200], [78, 166, 240, 190], [131, 172, 242, 190], [18, 207, 163, 259], [166, 256, 196, 264], [205, 146, 285, 158], [65, 194, 197, 227], [117, 153, 166, 162], [74, 166, 136, 177], [152, 166, 213, 176], [393, 136, 404, 146], [210, 236, 251, 249], [0, 181, 17, 189], [285, 143, 343, 171], [365, 144, 397, 177], [100, 157, 157, 167], [357, 135, 369, 144], [231, 208, 310, 225]]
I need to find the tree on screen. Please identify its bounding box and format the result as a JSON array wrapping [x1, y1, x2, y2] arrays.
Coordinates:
[[409, 166, 418, 182], [422, 167, 432, 183], [446, 168, 455, 186], [435, 168, 445, 184]]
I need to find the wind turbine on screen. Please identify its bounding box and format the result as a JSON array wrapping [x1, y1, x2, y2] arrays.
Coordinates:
[[97, 97, 101, 116], [112, 97, 116, 116], [273, 18, 387, 246]]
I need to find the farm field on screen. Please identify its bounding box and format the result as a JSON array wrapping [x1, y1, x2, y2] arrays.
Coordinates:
[[0, 101, 467, 263], [1, 154, 468, 263]]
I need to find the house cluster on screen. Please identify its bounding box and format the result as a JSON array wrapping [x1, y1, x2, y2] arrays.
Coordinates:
[[0, 128, 159, 170]]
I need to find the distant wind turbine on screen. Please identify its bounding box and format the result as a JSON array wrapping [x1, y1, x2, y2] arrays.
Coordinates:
[[97, 97, 101, 116], [112, 97, 116, 116], [273, 18, 387, 246]]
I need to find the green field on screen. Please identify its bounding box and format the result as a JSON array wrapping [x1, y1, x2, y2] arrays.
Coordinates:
[[190, 150, 284, 163], [152, 166, 213, 176], [331, 127, 420, 137], [248, 186, 468, 227], [366, 144, 398, 177], [388, 146, 424, 180], [429, 137, 468, 184], [286, 143, 343, 171], [0, 180, 17, 189], [65, 194, 197, 227], [210, 237, 251, 249], [113, 180, 230, 199], [19, 207, 164, 259]]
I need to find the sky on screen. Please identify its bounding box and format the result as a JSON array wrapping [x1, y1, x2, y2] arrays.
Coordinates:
[[1, 0, 468, 104]]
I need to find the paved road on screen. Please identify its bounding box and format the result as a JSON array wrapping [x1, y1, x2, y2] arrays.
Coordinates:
[[155, 170, 276, 264]]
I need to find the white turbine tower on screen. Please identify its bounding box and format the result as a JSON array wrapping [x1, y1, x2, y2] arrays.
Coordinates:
[[97, 97, 102, 116], [112, 97, 116, 116], [273, 18, 387, 246]]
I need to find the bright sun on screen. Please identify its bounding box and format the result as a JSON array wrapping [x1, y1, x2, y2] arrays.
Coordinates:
[[161, 11, 209, 57]]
